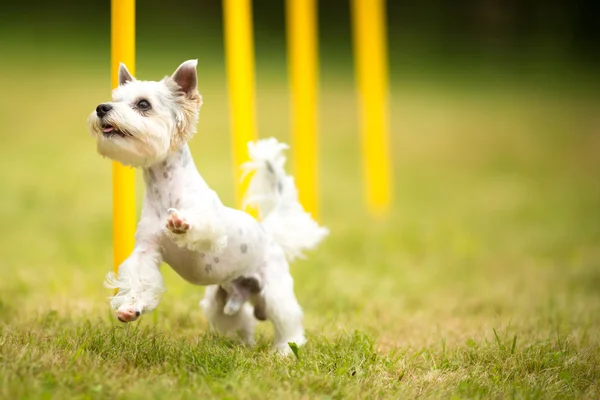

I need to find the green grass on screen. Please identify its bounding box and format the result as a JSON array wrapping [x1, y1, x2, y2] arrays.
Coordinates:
[[0, 48, 599, 399]]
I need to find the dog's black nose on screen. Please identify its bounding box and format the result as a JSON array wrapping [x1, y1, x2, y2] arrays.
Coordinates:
[[135, 311, 141, 317], [96, 103, 113, 118]]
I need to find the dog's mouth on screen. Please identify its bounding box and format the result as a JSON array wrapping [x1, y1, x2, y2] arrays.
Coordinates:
[[101, 123, 128, 138]]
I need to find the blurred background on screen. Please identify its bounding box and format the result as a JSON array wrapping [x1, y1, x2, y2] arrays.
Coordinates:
[[0, 0, 598, 331]]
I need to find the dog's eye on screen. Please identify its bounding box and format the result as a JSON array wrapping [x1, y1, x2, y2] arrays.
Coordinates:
[[136, 99, 151, 110]]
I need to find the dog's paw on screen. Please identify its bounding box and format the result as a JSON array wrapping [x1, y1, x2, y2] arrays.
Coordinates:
[[165, 208, 190, 234], [116, 308, 141, 323], [223, 295, 244, 316], [272, 337, 307, 357]]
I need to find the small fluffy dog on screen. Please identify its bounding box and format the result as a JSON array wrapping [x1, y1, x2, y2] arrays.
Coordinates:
[[87, 60, 328, 355]]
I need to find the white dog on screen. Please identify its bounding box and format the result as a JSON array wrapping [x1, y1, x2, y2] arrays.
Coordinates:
[[87, 60, 328, 354]]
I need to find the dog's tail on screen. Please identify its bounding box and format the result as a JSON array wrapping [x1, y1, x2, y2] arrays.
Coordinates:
[[241, 138, 329, 261]]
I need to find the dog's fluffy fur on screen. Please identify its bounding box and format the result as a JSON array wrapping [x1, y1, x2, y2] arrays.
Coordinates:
[[87, 60, 328, 354]]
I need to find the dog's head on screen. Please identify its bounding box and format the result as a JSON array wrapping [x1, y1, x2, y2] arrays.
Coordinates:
[[88, 60, 202, 167]]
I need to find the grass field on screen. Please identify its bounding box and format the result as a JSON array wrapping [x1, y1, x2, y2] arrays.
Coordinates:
[[0, 48, 599, 399]]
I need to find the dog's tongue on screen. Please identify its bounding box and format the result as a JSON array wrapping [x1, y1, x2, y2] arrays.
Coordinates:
[[103, 126, 115, 133]]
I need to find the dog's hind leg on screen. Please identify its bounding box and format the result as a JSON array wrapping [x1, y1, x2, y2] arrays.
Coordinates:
[[223, 275, 262, 315], [200, 285, 256, 345], [260, 265, 306, 355]]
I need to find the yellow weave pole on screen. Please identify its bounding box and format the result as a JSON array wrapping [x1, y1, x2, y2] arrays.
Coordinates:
[[223, 0, 258, 213], [286, 0, 319, 219], [111, 0, 136, 272], [351, 0, 392, 216]]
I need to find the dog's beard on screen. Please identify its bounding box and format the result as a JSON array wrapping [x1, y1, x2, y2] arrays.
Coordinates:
[[88, 112, 172, 168], [97, 114, 135, 138]]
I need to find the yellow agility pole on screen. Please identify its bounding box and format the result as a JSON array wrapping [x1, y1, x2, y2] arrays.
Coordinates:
[[111, 0, 136, 272], [351, 0, 392, 216], [223, 0, 258, 212], [286, 0, 319, 219]]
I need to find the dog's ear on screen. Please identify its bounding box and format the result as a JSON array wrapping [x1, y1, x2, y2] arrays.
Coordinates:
[[119, 63, 135, 86], [171, 60, 198, 96]]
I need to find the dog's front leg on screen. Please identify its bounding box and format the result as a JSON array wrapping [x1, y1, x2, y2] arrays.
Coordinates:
[[164, 207, 228, 254], [105, 244, 164, 322]]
